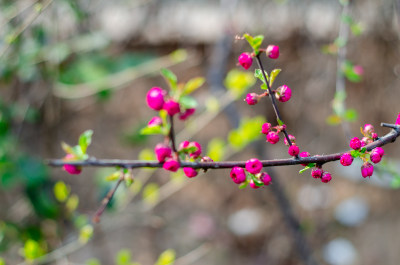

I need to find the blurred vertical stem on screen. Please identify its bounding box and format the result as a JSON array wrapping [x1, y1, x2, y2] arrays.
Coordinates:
[[336, 0, 352, 140]]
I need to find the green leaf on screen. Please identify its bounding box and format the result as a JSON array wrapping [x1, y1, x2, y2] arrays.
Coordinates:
[[66, 194, 79, 212], [179, 96, 197, 109], [224, 70, 256, 98], [79, 224, 93, 244], [155, 249, 176, 265], [61, 142, 74, 155], [326, 115, 342, 126], [342, 61, 362, 83], [206, 138, 226, 161], [54, 181, 70, 203], [23, 239, 45, 261], [350, 150, 360, 157], [105, 171, 121, 181], [116, 249, 131, 265], [299, 163, 316, 174], [343, 109, 358, 122], [269, 69, 281, 87], [239, 181, 248, 189], [360, 147, 367, 154], [254, 69, 269, 84], [228, 130, 244, 150], [243, 34, 264, 54], [260, 83, 268, 90], [79, 130, 93, 154], [140, 125, 163, 135], [142, 183, 159, 206], [0, 257, 5, 265], [160, 68, 177, 91], [351, 23, 363, 36], [277, 119, 284, 126], [138, 148, 156, 161], [183, 77, 205, 95]]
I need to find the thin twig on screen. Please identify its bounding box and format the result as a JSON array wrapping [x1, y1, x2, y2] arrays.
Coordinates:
[[255, 54, 297, 158], [47, 123, 400, 170], [92, 174, 124, 223]]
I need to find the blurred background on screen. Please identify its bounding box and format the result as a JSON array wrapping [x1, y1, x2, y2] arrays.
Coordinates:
[[1, 0, 400, 264]]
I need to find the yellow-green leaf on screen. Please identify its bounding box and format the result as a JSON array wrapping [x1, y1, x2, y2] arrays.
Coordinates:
[[155, 249, 176, 265], [54, 181, 70, 203], [79, 224, 94, 244], [269, 69, 281, 87], [66, 194, 79, 212], [183, 77, 205, 95]]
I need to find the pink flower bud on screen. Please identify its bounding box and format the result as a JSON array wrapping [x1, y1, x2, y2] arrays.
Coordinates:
[[249, 179, 260, 189], [260, 172, 272, 186], [370, 152, 382, 164], [321, 172, 332, 183], [238, 53, 253, 70], [201, 156, 214, 163], [373, 147, 385, 157], [275, 85, 292, 102], [311, 168, 323, 179], [245, 158, 263, 174], [396, 112, 400, 125], [349, 137, 362, 150], [163, 100, 181, 116], [261, 123, 272, 134], [266, 131, 280, 144], [189, 141, 202, 158], [363, 124, 374, 135], [266, 45, 280, 59], [163, 158, 180, 172], [353, 65, 364, 75], [155, 143, 172, 162], [179, 108, 196, 120], [245, 93, 259, 105], [340, 153, 354, 166], [284, 135, 296, 146], [183, 167, 198, 178], [148, 116, 162, 127], [361, 137, 371, 146], [371, 133, 378, 139], [361, 162, 374, 178], [146, 87, 166, 110], [288, 145, 300, 157], [179, 140, 190, 151], [299, 151, 311, 166], [63, 154, 82, 175], [230, 167, 246, 184]]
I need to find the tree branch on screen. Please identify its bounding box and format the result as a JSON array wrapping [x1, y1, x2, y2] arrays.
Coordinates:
[[47, 124, 400, 170]]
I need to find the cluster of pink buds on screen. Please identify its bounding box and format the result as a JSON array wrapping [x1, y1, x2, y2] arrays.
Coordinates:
[[237, 45, 280, 71], [229, 158, 272, 189], [311, 167, 332, 183], [339, 123, 385, 178], [244, 85, 292, 106], [146, 87, 195, 120], [261, 122, 291, 146]]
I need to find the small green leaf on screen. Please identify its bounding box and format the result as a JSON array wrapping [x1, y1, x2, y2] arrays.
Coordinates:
[[260, 83, 268, 90], [351, 23, 363, 36], [179, 96, 197, 109], [228, 130, 244, 150], [239, 181, 248, 189], [138, 148, 156, 161], [0, 257, 5, 265], [343, 109, 358, 122], [269, 69, 281, 87], [155, 249, 176, 265], [206, 138, 226, 161], [251, 35, 264, 53], [277, 119, 284, 126], [350, 150, 360, 157], [79, 130, 93, 154], [66, 194, 79, 212], [160, 68, 177, 91], [326, 115, 342, 126], [140, 125, 163, 135], [360, 147, 367, 153], [23, 239, 45, 261], [143, 183, 159, 205], [116, 249, 131, 265], [299, 163, 315, 174], [105, 171, 121, 181], [61, 142, 74, 155], [254, 69, 269, 84], [54, 181, 70, 203], [183, 77, 205, 95], [224, 70, 256, 98], [79, 224, 93, 244]]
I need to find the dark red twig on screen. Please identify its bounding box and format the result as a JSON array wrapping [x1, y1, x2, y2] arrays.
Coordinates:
[[48, 123, 400, 170], [92, 174, 124, 223]]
